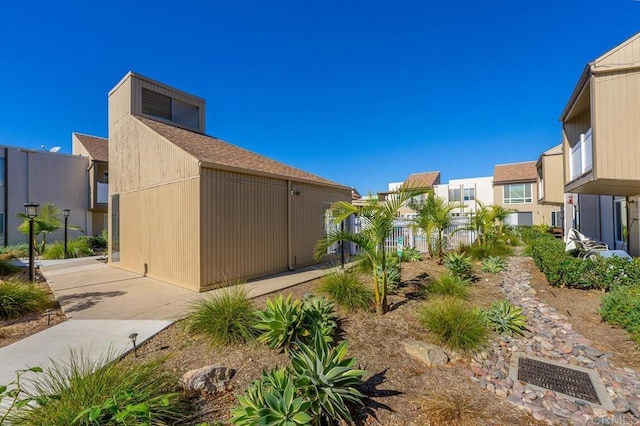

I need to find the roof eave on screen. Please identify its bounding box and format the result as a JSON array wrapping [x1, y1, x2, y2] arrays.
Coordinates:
[[198, 161, 351, 192], [559, 63, 593, 122]]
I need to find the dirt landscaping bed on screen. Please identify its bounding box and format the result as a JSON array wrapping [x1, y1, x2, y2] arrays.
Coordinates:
[[0, 271, 66, 348], [132, 259, 546, 425]]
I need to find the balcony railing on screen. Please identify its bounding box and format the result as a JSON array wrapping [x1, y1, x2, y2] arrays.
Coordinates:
[[570, 128, 592, 180], [538, 178, 544, 199], [97, 182, 109, 204]]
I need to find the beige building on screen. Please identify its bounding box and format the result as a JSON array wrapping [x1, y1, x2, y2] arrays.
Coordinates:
[[108, 72, 351, 291], [560, 33, 640, 255], [72, 133, 109, 236], [379, 171, 441, 218], [493, 161, 560, 226]]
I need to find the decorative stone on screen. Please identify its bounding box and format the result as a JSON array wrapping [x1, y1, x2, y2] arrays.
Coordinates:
[[403, 340, 449, 367], [613, 397, 630, 413], [180, 365, 235, 394]]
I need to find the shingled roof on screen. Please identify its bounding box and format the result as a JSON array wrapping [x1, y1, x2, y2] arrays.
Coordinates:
[[136, 116, 348, 189], [73, 133, 108, 162], [493, 161, 537, 184], [403, 171, 441, 189]]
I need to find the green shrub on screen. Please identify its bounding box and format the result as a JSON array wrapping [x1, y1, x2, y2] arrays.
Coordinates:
[[417, 297, 488, 352], [9, 354, 189, 425], [400, 246, 422, 262], [43, 238, 94, 260], [0, 258, 21, 275], [443, 252, 473, 280], [185, 286, 257, 346], [289, 332, 366, 424], [528, 232, 640, 290], [518, 225, 551, 245], [254, 295, 337, 351], [0, 244, 29, 260], [319, 271, 373, 312], [82, 229, 108, 250], [462, 243, 513, 260], [0, 279, 51, 319], [427, 273, 469, 299], [601, 285, 640, 342], [480, 256, 507, 273], [484, 300, 528, 336]]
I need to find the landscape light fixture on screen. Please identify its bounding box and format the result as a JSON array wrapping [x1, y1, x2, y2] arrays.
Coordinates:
[[129, 333, 139, 357], [24, 203, 39, 282], [63, 209, 70, 259], [44, 308, 53, 326]]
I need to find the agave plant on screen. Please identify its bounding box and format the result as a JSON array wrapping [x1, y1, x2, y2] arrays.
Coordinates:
[[484, 300, 528, 336], [255, 295, 338, 352], [301, 295, 337, 342], [230, 368, 312, 426], [480, 256, 507, 273], [289, 331, 367, 424], [254, 295, 307, 351], [443, 252, 473, 280]]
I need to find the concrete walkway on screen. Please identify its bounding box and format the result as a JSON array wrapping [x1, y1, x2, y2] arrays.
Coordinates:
[[0, 258, 340, 389]]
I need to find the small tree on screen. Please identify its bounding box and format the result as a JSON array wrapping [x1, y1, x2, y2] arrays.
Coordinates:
[[17, 203, 82, 255], [470, 201, 513, 248], [409, 192, 464, 261], [314, 187, 425, 315]]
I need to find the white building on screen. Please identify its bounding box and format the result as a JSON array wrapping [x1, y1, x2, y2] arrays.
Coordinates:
[[434, 176, 494, 216]]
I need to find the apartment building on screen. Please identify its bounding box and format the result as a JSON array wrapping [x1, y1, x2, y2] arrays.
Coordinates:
[[560, 33, 640, 255]]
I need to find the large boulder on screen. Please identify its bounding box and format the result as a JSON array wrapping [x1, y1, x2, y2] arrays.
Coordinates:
[[180, 365, 235, 394], [403, 340, 449, 367]]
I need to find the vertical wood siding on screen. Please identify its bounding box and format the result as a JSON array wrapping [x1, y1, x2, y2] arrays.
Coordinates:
[[290, 182, 350, 268], [119, 178, 201, 290], [594, 70, 640, 180], [109, 116, 199, 194], [200, 169, 288, 286], [596, 36, 640, 68], [543, 155, 564, 204]]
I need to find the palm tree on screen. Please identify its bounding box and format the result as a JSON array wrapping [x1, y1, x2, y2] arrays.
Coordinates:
[[470, 201, 513, 248], [314, 187, 425, 315], [17, 203, 82, 255], [409, 193, 464, 261]]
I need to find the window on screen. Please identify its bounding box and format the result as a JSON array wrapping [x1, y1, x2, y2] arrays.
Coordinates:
[[448, 188, 461, 202], [551, 211, 561, 227], [615, 199, 627, 243], [463, 188, 475, 201], [503, 183, 532, 204], [141, 88, 200, 130], [111, 194, 120, 262], [141, 88, 172, 120]]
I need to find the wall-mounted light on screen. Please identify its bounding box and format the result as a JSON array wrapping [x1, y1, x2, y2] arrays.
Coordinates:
[[290, 190, 302, 196]]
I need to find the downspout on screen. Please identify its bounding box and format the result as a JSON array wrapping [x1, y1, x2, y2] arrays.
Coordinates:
[[87, 161, 94, 235], [287, 180, 294, 271], [4, 147, 8, 246]]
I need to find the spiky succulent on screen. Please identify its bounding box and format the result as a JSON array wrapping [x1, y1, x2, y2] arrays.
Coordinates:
[[484, 300, 528, 336]]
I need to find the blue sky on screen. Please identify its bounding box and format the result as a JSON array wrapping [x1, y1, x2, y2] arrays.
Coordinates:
[[0, 1, 638, 193]]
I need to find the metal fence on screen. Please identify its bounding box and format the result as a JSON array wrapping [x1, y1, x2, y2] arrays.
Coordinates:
[[352, 216, 476, 254]]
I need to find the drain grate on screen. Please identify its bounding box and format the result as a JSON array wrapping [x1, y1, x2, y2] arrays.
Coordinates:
[[517, 357, 600, 403]]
